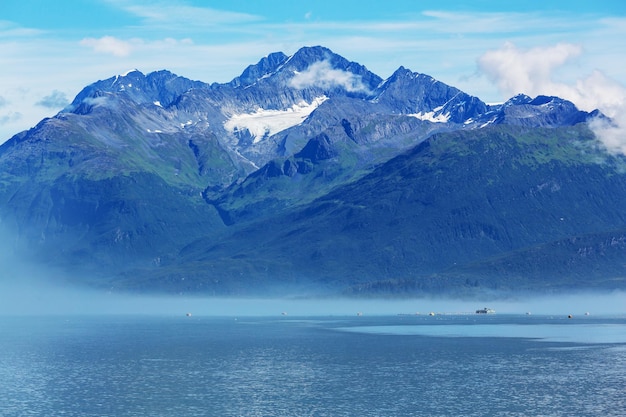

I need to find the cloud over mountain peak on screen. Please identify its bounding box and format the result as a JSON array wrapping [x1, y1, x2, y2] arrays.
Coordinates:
[[289, 60, 372, 94]]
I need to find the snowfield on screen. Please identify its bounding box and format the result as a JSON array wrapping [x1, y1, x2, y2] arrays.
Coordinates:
[[224, 96, 328, 143]]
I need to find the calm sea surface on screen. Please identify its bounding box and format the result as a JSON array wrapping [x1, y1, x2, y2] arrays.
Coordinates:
[[1, 314, 624, 416]]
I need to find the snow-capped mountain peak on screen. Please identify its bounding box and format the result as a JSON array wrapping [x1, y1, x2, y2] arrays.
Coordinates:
[[48, 45, 596, 171]]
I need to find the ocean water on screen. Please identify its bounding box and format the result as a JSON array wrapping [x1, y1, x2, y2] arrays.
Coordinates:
[[1, 314, 624, 417]]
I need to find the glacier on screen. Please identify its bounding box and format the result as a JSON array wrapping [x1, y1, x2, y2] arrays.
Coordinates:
[[223, 96, 328, 143]]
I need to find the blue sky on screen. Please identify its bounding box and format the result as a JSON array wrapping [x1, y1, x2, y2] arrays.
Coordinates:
[[1, 0, 625, 141]]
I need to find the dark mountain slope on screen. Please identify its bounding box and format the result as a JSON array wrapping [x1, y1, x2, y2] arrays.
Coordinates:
[[7, 172, 224, 271], [148, 124, 626, 295], [440, 227, 626, 293]]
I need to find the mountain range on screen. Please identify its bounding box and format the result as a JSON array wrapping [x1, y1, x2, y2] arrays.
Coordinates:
[[1, 45, 624, 297]]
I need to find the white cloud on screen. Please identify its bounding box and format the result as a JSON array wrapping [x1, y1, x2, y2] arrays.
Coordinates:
[[588, 117, 626, 155], [81, 96, 110, 107], [478, 42, 626, 155], [80, 36, 134, 57], [478, 42, 583, 99], [289, 61, 370, 94]]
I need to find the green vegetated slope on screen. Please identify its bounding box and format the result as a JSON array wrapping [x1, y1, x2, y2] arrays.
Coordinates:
[[0, 112, 228, 274]]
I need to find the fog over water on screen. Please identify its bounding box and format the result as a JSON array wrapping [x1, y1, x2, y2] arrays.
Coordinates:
[[1, 272, 625, 317], [0, 226, 624, 317]]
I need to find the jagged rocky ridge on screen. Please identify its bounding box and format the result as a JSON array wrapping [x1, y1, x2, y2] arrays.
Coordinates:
[[0, 46, 622, 296]]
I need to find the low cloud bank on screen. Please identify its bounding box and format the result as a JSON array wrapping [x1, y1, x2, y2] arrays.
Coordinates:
[[478, 42, 626, 155], [2, 273, 624, 317], [0, 222, 623, 317]]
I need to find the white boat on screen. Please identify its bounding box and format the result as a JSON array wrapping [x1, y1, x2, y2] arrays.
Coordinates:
[[475, 307, 495, 314]]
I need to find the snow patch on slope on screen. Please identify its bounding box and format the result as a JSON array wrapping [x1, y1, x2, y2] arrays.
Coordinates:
[[224, 96, 327, 143], [121, 69, 140, 77], [408, 108, 450, 123]]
